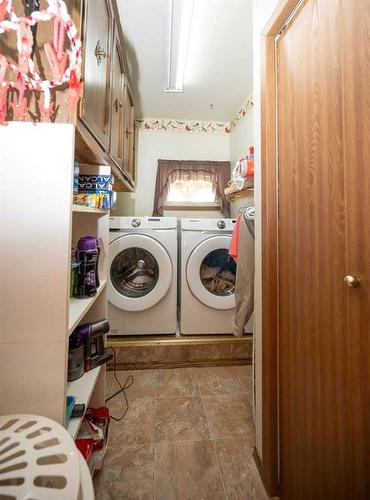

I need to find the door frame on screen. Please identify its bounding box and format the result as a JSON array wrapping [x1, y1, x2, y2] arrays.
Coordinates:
[[259, 0, 304, 496]]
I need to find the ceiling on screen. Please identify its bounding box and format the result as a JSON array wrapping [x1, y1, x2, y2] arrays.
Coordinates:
[[117, 0, 253, 122]]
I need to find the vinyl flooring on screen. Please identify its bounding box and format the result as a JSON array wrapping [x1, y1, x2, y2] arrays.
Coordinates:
[[94, 365, 270, 500]]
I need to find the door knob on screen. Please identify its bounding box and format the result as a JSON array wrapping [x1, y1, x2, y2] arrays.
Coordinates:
[[344, 275, 360, 288]]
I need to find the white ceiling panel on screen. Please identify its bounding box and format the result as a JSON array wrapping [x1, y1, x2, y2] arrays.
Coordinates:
[[117, 0, 253, 121]]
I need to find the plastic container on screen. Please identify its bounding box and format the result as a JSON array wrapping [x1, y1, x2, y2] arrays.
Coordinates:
[[68, 345, 85, 381], [75, 236, 100, 298], [247, 146, 254, 177], [66, 395, 77, 427], [73, 161, 79, 195], [70, 261, 80, 297]]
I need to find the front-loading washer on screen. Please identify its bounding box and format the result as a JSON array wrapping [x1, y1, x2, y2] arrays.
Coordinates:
[[108, 216, 177, 335], [179, 218, 253, 335]]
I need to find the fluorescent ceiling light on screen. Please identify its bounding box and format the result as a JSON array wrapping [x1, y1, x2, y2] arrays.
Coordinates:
[[165, 0, 194, 93]]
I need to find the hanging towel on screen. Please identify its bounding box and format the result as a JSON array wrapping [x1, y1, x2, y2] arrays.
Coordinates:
[[229, 215, 241, 262], [232, 216, 255, 337]]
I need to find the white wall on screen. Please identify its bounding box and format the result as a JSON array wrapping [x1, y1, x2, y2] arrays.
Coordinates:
[[229, 107, 255, 218], [230, 108, 254, 168], [112, 129, 230, 216], [253, 0, 280, 460]]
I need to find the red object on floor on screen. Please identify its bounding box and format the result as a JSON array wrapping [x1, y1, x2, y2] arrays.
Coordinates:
[[229, 215, 241, 262], [75, 438, 96, 464]]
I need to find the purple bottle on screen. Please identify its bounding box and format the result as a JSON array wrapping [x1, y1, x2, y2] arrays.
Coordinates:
[[75, 236, 100, 297]]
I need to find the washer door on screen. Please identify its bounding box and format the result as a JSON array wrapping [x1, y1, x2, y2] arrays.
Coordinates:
[[186, 235, 236, 310], [109, 234, 173, 311]]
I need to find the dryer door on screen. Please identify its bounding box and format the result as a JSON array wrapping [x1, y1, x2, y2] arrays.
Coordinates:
[[109, 234, 173, 311], [186, 235, 236, 310]]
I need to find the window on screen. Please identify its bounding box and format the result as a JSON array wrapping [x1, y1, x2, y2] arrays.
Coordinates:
[[154, 160, 230, 216], [167, 179, 216, 203]]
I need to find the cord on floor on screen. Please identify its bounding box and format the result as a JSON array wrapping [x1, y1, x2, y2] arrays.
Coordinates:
[[105, 346, 134, 422]]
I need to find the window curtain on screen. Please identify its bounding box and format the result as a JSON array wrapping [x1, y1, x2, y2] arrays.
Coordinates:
[[153, 160, 231, 217]]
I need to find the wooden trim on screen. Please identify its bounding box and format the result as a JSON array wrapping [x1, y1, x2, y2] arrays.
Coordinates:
[[260, 0, 302, 496], [108, 334, 252, 347], [253, 447, 264, 482], [261, 33, 279, 497], [261, 0, 302, 36], [108, 359, 252, 371]]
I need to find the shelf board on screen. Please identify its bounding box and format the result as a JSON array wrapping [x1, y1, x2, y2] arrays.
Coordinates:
[[72, 204, 109, 215], [66, 366, 101, 439], [68, 280, 107, 334], [225, 186, 254, 201]]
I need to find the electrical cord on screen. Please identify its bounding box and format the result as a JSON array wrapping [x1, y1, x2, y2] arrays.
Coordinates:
[[105, 347, 134, 422]]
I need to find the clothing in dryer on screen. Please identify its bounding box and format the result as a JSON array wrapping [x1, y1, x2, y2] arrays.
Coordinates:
[[200, 249, 236, 296]]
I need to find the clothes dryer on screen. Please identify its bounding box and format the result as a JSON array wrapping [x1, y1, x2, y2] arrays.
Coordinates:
[[179, 218, 253, 335]]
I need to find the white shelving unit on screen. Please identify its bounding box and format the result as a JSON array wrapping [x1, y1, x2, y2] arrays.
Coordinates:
[[66, 163, 110, 438], [68, 281, 107, 334], [72, 204, 109, 215], [1, 123, 109, 439], [67, 366, 102, 439]]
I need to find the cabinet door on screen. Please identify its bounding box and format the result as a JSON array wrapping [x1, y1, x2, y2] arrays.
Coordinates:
[[109, 32, 125, 169], [80, 0, 113, 149], [124, 83, 135, 183]]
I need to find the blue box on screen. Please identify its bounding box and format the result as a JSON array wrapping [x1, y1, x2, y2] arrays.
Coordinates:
[[78, 175, 113, 191]]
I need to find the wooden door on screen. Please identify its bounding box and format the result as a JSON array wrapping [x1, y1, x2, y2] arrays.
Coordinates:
[[109, 31, 125, 169], [262, 0, 370, 498], [80, 0, 113, 149], [124, 83, 135, 183], [341, 1, 370, 494]]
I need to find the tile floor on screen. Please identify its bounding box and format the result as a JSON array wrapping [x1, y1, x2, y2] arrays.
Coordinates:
[[94, 365, 270, 500]]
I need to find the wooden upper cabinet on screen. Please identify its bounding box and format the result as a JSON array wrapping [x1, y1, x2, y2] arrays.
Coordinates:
[[0, 0, 135, 192], [79, 0, 113, 150], [124, 83, 135, 184], [109, 32, 125, 169]]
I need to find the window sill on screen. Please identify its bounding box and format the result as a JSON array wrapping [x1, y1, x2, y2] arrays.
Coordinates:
[[163, 202, 221, 212]]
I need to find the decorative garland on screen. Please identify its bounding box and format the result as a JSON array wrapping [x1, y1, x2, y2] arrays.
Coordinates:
[[0, 0, 83, 123]]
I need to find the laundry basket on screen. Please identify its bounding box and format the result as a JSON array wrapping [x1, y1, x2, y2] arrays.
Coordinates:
[[0, 414, 94, 500]]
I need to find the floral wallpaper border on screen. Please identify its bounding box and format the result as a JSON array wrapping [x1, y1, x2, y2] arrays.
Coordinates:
[[135, 96, 254, 136], [230, 96, 254, 131], [135, 118, 231, 135]]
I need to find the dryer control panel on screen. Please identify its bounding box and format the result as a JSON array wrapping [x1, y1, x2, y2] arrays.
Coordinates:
[[181, 218, 236, 232], [109, 216, 177, 230]]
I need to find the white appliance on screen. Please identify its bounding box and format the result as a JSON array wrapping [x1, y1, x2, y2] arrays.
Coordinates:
[[108, 216, 177, 335], [180, 218, 253, 335]]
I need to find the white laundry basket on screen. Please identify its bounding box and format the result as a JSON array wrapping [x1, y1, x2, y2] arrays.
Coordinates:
[[0, 414, 94, 500]]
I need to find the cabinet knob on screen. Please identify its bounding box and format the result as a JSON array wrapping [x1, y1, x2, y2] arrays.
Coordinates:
[[344, 275, 360, 288], [114, 98, 123, 113], [95, 40, 107, 65]]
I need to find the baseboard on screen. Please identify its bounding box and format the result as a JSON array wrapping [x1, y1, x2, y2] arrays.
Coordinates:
[[253, 447, 280, 499]]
